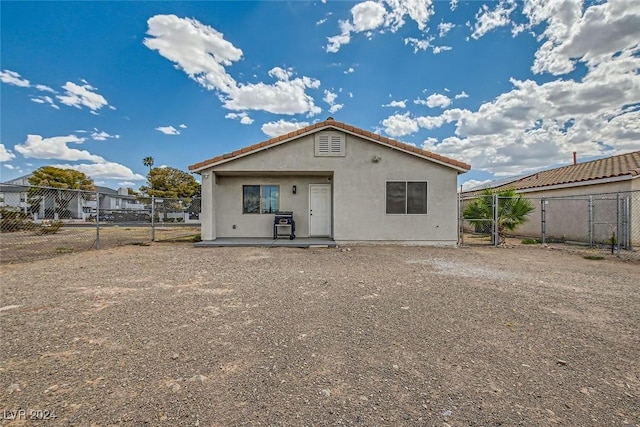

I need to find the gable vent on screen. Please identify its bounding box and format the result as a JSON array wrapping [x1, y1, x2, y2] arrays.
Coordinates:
[[315, 131, 345, 157]]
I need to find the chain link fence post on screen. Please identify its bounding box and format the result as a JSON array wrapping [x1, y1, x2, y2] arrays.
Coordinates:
[[96, 191, 100, 249], [151, 195, 155, 242], [492, 193, 498, 247], [541, 197, 546, 244]]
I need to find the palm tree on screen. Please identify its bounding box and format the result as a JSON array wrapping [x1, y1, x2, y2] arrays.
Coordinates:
[[463, 188, 535, 245], [143, 156, 154, 174]]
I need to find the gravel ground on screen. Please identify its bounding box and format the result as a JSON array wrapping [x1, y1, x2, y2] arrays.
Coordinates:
[[1, 243, 638, 426]]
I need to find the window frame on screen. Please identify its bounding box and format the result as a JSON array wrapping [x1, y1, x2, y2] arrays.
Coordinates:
[[242, 184, 280, 214], [385, 181, 428, 215]]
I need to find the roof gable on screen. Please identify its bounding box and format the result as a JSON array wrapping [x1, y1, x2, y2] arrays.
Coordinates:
[[189, 118, 471, 173]]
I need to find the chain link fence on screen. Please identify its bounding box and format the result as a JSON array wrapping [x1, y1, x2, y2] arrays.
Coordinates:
[[0, 184, 201, 264], [460, 190, 640, 255]]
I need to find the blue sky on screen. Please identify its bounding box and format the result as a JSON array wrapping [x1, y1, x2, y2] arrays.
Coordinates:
[[1, 0, 639, 190]]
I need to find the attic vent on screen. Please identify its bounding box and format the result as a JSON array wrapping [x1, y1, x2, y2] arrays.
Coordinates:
[[315, 131, 345, 157]]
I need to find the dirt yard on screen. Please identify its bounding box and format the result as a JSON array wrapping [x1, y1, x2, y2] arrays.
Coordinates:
[[1, 244, 638, 426]]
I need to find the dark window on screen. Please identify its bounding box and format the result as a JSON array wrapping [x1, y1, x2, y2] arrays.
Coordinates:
[[386, 181, 428, 214], [243, 185, 279, 214]]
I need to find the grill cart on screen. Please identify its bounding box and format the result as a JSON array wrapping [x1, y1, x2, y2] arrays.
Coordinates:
[[274, 211, 296, 240]]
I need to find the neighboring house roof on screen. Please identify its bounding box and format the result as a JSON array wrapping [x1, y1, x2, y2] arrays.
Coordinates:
[[464, 151, 640, 195], [96, 186, 118, 195], [189, 117, 471, 173], [0, 183, 28, 193]]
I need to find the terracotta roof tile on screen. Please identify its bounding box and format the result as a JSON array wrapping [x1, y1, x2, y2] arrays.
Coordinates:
[[466, 151, 640, 194], [188, 118, 471, 172]]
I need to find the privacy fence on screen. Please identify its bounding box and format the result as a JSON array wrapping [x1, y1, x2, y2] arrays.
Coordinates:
[[0, 184, 201, 264], [459, 190, 640, 255]]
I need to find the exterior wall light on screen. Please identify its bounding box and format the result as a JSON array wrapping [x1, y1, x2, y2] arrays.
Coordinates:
[[292, 185, 297, 194]]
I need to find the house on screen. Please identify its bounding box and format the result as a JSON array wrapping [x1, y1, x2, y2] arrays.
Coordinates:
[[188, 117, 471, 245], [462, 151, 640, 245]]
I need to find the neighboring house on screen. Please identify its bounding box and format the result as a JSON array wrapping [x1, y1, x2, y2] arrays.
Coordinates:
[[462, 151, 640, 245], [0, 184, 29, 212], [189, 117, 471, 245], [0, 174, 146, 220]]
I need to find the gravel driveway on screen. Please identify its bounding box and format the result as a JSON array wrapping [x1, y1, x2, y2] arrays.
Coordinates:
[[1, 243, 638, 426]]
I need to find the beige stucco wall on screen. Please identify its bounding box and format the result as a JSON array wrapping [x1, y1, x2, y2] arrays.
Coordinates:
[[200, 131, 463, 244]]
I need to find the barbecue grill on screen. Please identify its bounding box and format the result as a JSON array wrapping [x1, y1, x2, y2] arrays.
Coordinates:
[[274, 211, 295, 240]]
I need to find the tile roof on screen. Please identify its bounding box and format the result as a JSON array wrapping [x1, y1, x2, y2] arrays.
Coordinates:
[[188, 118, 471, 172], [465, 151, 640, 194]]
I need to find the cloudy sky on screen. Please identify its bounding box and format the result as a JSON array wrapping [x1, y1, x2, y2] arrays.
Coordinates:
[[1, 0, 639, 190]]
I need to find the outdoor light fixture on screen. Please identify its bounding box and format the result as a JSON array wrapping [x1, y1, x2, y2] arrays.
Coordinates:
[[203, 173, 210, 179], [292, 185, 297, 194]]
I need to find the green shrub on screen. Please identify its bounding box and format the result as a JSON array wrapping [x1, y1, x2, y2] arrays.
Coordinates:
[[191, 233, 201, 242], [521, 238, 541, 244], [37, 221, 64, 235], [0, 208, 35, 233]]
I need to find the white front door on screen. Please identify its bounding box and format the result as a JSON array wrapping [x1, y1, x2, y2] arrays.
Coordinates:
[[309, 184, 331, 237]]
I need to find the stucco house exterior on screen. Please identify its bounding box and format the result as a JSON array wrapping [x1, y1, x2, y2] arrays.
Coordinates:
[[188, 118, 470, 245], [462, 151, 640, 246]]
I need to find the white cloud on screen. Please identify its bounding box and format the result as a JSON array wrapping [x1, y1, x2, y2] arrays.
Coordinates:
[[51, 162, 145, 180], [90, 129, 120, 141], [225, 112, 254, 125], [450, 0, 458, 11], [438, 22, 455, 37], [470, 0, 518, 40], [421, 49, 640, 175], [35, 84, 55, 93], [432, 45, 452, 54], [323, 90, 338, 104], [460, 179, 493, 192], [261, 120, 310, 138], [527, 0, 640, 76], [383, 99, 407, 108], [344, 67, 355, 74], [145, 15, 321, 116], [0, 144, 16, 162], [422, 136, 438, 148], [323, 89, 344, 114], [382, 113, 419, 137], [416, 93, 452, 109], [404, 36, 432, 53], [30, 95, 60, 109], [155, 126, 180, 135], [454, 91, 469, 99], [118, 181, 136, 187], [351, 1, 386, 32], [0, 70, 30, 87], [179, 124, 187, 129], [15, 134, 104, 162], [326, 0, 434, 53], [4, 164, 16, 170], [57, 81, 110, 112]]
